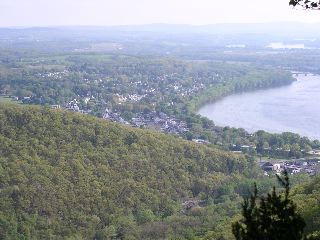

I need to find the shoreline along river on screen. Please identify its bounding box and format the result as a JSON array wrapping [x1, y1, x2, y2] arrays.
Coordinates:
[[198, 74, 320, 140]]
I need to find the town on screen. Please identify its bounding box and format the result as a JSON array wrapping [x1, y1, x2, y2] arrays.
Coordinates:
[[260, 158, 320, 176], [50, 99, 320, 177]]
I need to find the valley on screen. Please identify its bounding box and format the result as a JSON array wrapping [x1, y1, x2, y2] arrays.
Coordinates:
[[1, 24, 320, 239]]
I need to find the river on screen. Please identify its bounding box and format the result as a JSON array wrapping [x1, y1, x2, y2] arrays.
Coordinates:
[[198, 74, 320, 140]]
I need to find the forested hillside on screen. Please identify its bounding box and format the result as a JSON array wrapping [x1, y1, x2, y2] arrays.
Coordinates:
[[0, 104, 259, 239], [292, 176, 320, 236], [1, 30, 320, 239]]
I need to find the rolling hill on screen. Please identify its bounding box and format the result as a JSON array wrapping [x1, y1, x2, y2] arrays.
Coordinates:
[[0, 104, 253, 239]]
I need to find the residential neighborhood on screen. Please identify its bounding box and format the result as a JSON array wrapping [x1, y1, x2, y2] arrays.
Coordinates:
[[260, 159, 320, 176], [103, 107, 189, 135]]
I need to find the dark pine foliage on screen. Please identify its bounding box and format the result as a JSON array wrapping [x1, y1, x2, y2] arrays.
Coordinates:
[[232, 171, 307, 240]]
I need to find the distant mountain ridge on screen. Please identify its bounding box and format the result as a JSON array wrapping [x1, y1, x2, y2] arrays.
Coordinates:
[[1, 22, 320, 36]]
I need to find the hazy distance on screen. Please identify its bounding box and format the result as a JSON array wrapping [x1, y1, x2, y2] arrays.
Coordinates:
[[0, 0, 319, 27]]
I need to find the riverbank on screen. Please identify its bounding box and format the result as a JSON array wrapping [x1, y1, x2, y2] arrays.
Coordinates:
[[198, 74, 320, 140], [187, 69, 295, 113]]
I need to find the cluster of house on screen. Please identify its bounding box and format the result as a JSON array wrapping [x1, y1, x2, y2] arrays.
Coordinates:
[[164, 81, 207, 98], [192, 139, 211, 145], [51, 99, 85, 113], [83, 96, 97, 105], [116, 93, 146, 103], [124, 72, 213, 100], [38, 70, 69, 80], [10, 96, 31, 102], [103, 108, 129, 125], [65, 99, 81, 112], [307, 150, 320, 156], [103, 108, 189, 135], [178, 83, 206, 97], [131, 111, 188, 135], [260, 159, 320, 176], [49, 95, 187, 136]]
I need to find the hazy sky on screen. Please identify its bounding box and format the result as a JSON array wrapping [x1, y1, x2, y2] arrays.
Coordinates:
[[0, 0, 319, 27]]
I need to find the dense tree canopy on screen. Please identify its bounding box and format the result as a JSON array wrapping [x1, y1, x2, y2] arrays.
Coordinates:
[[291, 176, 320, 238], [0, 103, 257, 239]]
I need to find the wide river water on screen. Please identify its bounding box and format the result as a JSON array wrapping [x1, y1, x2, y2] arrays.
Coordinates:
[[198, 74, 320, 140]]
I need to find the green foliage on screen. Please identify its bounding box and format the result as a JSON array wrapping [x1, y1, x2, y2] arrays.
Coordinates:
[[187, 69, 294, 113], [0, 104, 316, 239], [232, 172, 307, 240], [1, 30, 319, 239], [291, 176, 320, 237], [0, 49, 315, 159], [0, 104, 253, 239]]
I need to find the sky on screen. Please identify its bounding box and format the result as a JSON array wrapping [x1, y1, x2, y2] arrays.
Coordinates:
[[0, 0, 319, 27]]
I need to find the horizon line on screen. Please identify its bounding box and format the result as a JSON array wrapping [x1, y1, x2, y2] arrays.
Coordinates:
[[1, 21, 320, 29]]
